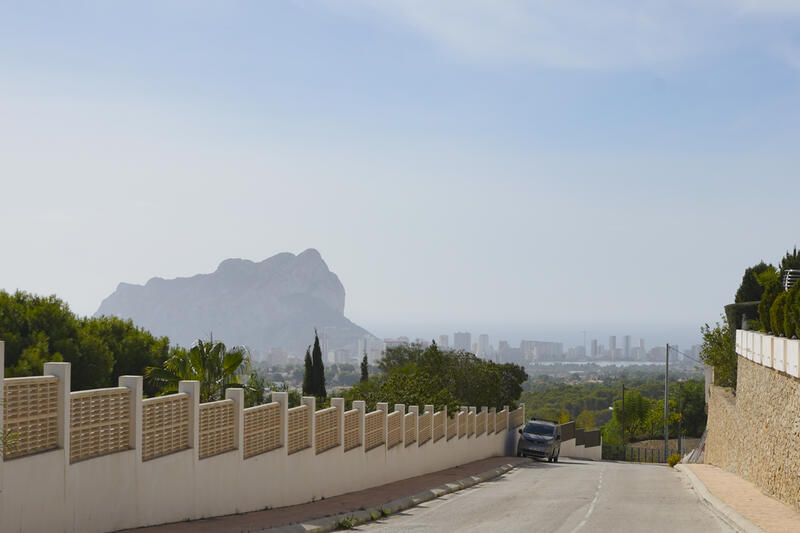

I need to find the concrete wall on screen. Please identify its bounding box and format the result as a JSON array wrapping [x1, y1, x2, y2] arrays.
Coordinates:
[[705, 330, 800, 512], [0, 354, 523, 533]]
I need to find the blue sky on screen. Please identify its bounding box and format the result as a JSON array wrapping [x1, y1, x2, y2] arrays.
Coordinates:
[[2, 1, 800, 348]]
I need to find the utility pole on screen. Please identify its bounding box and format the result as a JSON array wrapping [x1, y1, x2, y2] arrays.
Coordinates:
[[621, 382, 626, 446], [678, 379, 684, 457], [664, 343, 669, 461]]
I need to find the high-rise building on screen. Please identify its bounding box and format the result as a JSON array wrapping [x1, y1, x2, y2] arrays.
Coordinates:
[[438, 334, 449, 349], [478, 334, 490, 358], [453, 332, 472, 352], [608, 336, 617, 361], [623, 335, 631, 359], [638, 339, 646, 361], [591, 339, 599, 358]]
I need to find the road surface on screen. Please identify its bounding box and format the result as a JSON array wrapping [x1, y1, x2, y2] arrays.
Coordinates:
[[357, 458, 733, 533]]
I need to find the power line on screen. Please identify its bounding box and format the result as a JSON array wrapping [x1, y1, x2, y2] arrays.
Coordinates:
[[667, 345, 704, 366]]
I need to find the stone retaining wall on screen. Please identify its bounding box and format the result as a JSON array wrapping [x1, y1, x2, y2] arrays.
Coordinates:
[[706, 355, 800, 512]]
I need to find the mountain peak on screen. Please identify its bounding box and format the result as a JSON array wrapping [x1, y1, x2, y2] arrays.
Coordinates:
[[95, 250, 372, 354]]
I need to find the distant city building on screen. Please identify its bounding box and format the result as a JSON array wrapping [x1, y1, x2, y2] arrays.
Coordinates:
[[520, 340, 535, 359], [478, 334, 490, 358], [609, 336, 617, 361], [438, 334, 449, 349], [532, 341, 564, 361], [623, 335, 631, 359], [383, 338, 409, 355], [639, 338, 646, 361], [453, 332, 472, 352], [591, 339, 598, 358], [414, 338, 431, 348], [648, 345, 666, 362]]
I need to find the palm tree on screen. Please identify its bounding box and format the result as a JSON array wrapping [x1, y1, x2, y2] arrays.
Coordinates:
[[146, 338, 251, 402]]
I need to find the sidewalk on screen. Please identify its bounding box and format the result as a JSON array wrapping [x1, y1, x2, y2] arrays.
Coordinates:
[[120, 456, 525, 533], [678, 463, 800, 533]]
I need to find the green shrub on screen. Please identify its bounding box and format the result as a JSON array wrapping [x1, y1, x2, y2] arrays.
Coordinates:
[[770, 292, 788, 336], [784, 283, 800, 339], [759, 276, 781, 332], [667, 454, 682, 467], [336, 516, 356, 529]]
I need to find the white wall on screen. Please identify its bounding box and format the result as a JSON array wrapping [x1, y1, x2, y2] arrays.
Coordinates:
[[737, 330, 800, 379], [0, 361, 523, 533]]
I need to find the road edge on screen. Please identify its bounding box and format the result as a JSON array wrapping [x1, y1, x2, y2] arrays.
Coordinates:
[[262, 459, 527, 533], [675, 464, 768, 533]]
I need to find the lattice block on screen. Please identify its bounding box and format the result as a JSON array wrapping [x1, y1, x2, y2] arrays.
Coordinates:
[[142, 394, 189, 461], [3, 376, 59, 459], [287, 405, 310, 455], [315, 406, 340, 454], [70, 388, 130, 463], [198, 399, 234, 459], [244, 402, 281, 458]]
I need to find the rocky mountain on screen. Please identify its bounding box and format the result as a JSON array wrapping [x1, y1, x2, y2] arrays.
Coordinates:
[[94, 249, 375, 355]]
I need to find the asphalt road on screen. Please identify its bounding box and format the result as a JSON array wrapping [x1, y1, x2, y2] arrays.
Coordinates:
[[357, 458, 733, 533]]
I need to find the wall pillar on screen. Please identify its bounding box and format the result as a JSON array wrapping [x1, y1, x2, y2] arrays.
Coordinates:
[[178, 381, 200, 461], [271, 391, 289, 455], [225, 388, 245, 460], [408, 405, 419, 443], [330, 398, 345, 449], [394, 403, 405, 444], [301, 396, 316, 452], [43, 361, 71, 463], [377, 402, 388, 446], [353, 400, 366, 449], [118, 376, 143, 463]]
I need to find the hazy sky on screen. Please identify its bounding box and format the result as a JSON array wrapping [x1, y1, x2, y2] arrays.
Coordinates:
[[2, 1, 800, 348]]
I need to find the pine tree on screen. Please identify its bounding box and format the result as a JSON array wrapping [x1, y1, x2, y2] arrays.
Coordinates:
[[302, 346, 312, 395], [360, 354, 369, 382], [311, 330, 326, 397]]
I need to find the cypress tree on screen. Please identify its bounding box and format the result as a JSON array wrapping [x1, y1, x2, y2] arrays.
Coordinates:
[[311, 330, 326, 397], [302, 346, 312, 395], [360, 354, 369, 382]]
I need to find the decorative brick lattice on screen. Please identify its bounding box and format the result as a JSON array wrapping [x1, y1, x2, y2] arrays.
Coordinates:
[[496, 408, 507, 431], [447, 413, 457, 440], [315, 406, 340, 454], [70, 388, 130, 463], [364, 410, 385, 451], [468, 411, 476, 436], [508, 406, 524, 429], [476, 411, 486, 436], [3, 376, 59, 459], [387, 411, 402, 448], [287, 405, 310, 455], [404, 412, 416, 446], [418, 411, 432, 445], [198, 399, 235, 459], [344, 409, 361, 451], [244, 402, 281, 458], [433, 411, 445, 442], [142, 393, 189, 461], [487, 408, 496, 434], [458, 412, 466, 438]]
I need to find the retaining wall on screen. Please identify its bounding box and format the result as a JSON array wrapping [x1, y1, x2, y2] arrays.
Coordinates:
[[0, 347, 523, 533], [705, 330, 800, 512]]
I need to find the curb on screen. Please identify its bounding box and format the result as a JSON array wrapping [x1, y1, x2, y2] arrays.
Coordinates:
[[675, 464, 767, 533], [261, 460, 526, 533]]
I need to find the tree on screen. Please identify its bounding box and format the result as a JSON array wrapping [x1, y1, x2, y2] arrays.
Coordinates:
[[360, 354, 369, 383], [575, 410, 595, 430], [145, 338, 250, 402], [735, 262, 772, 303], [311, 331, 326, 397], [302, 347, 312, 395], [699, 318, 736, 388]]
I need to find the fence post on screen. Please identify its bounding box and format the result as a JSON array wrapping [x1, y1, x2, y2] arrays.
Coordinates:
[[43, 361, 71, 465], [394, 404, 405, 445], [353, 400, 366, 450], [377, 402, 389, 448], [118, 376, 143, 463], [272, 392, 289, 454], [503, 405, 510, 432], [331, 398, 345, 451], [178, 380, 200, 461], [409, 405, 419, 444], [225, 388, 245, 460], [301, 396, 315, 452], [0, 341, 4, 492]]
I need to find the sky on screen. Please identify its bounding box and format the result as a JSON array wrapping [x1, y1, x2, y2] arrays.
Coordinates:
[[2, 1, 800, 349]]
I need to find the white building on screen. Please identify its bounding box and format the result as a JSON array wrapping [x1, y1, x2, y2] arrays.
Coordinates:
[[453, 331, 472, 352], [438, 334, 449, 349], [478, 334, 490, 358]]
